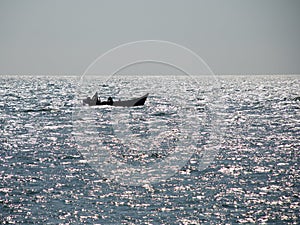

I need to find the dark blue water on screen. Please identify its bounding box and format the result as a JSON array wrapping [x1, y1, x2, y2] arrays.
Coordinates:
[[0, 75, 299, 224]]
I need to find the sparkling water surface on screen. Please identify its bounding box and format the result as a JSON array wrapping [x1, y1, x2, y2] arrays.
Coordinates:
[[0, 75, 299, 224]]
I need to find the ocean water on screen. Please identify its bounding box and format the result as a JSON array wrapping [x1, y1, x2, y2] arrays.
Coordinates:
[[0, 75, 299, 224]]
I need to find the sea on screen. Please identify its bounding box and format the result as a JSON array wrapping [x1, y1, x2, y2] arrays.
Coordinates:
[[0, 74, 299, 224]]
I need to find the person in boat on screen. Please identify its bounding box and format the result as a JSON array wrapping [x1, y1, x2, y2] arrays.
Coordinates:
[[107, 97, 113, 105]]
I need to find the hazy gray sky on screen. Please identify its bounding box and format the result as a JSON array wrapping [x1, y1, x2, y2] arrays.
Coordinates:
[[0, 0, 299, 75]]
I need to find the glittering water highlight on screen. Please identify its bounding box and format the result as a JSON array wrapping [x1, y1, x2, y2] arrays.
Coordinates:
[[0, 75, 299, 224]]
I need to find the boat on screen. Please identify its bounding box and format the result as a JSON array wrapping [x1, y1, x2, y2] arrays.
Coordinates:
[[83, 93, 149, 107]]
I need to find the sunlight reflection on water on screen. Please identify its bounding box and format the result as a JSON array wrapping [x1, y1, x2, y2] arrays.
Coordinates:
[[0, 75, 299, 224]]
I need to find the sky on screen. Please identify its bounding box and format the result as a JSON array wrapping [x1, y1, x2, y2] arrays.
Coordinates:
[[0, 0, 300, 75]]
